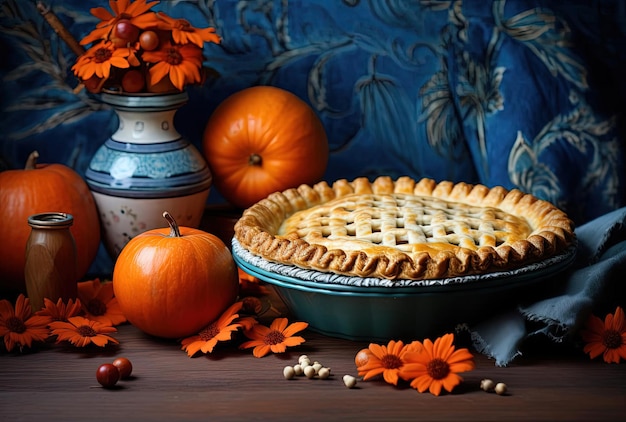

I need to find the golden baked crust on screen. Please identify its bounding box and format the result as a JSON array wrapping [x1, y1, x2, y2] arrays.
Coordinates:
[[234, 176, 575, 280]]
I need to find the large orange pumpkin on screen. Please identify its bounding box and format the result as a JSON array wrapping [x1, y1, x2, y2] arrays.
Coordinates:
[[202, 86, 329, 209], [113, 212, 239, 339], [0, 151, 100, 293]]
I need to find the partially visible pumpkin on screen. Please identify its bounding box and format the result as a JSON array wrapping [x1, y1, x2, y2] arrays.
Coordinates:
[[112, 211, 239, 339], [202, 86, 329, 209], [0, 151, 100, 293]]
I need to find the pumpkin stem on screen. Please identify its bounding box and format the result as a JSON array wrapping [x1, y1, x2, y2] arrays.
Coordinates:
[[248, 153, 262, 166], [25, 151, 39, 170], [163, 211, 182, 237]]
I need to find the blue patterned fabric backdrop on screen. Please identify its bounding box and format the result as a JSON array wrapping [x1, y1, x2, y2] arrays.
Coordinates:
[[2, 0, 626, 274]]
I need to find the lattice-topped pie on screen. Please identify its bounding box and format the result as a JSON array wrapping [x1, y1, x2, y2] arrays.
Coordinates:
[[234, 176, 575, 280]]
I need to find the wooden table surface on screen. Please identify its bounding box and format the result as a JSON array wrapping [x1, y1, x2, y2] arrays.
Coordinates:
[[2, 289, 625, 422], [2, 208, 625, 421]]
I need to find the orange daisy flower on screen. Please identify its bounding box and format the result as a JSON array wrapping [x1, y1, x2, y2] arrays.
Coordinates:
[[80, 0, 160, 46], [77, 279, 127, 326], [0, 294, 51, 352], [142, 42, 203, 91], [356, 340, 412, 386], [35, 298, 83, 323], [181, 302, 243, 357], [581, 306, 626, 364], [50, 316, 119, 347], [239, 317, 308, 358], [71, 41, 132, 80], [399, 333, 475, 396], [154, 11, 221, 47]]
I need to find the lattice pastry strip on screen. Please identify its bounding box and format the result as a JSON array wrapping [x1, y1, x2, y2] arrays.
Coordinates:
[[282, 193, 528, 253]]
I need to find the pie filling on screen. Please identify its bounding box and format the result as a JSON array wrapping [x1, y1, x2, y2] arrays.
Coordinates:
[[278, 193, 532, 253], [234, 176, 575, 280]]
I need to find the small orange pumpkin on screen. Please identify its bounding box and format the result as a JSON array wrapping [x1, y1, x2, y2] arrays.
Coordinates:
[[202, 86, 329, 209], [112, 211, 239, 339], [0, 151, 100, 293]]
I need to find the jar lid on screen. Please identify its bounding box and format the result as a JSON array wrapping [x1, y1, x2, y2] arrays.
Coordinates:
[[28, 212, 74, 227]]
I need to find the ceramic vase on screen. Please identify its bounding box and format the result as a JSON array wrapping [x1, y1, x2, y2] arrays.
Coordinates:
[[85, 91, 211, 258]]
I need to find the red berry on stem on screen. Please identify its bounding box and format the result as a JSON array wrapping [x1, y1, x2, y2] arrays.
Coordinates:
[[139, 30, 159, 51], [83, 75, 103, 93], [113, 19, 140, 46]]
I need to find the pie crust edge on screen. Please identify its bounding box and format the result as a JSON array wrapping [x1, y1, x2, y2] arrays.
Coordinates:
[[233, 176, 576, 280]]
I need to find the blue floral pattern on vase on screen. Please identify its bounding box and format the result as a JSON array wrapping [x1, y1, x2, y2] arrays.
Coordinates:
[[87, 139, 211, 192]]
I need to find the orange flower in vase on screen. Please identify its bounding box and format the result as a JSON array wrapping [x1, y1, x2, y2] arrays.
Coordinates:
[[142, 41, 204, 91], [72, 0, 221, 93]]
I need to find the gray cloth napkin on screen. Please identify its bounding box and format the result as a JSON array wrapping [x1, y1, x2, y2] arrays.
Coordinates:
[[470, 207, 626, 366]]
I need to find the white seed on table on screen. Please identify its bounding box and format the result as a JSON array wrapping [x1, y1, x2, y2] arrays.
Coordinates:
[[312, 363, 323, 374], [343, 374, 357, 388], [283, 366, 295, 380], [318, 367, 331, 379], [304, 365, 317, 378], [495, 382, 508, 395], [480, 379, 495, 392], [298, 354, 308, 363], [293, 364, 304, 376]]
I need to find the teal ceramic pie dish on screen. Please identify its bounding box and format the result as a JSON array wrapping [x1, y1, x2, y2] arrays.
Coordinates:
[[232, 239, 577, 342]]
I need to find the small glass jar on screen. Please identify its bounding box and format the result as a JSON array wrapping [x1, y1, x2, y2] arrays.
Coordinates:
[[24, 212, 78, 311]]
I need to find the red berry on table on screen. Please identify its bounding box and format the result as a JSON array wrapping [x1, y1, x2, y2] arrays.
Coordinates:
[[96, 363, 120, 388], [112, 357, 133, 379]]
